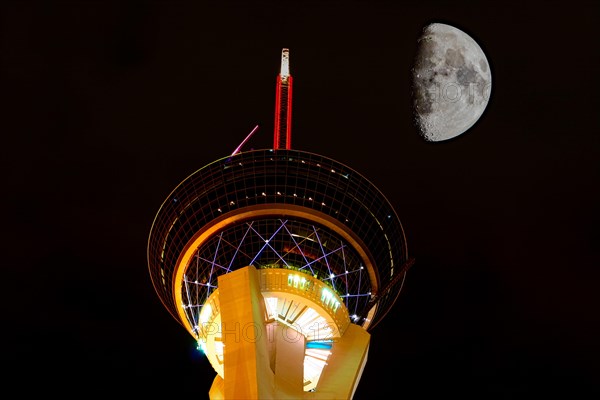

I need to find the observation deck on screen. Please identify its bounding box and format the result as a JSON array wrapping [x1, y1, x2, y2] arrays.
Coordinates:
[[147, 149, 411, 335]]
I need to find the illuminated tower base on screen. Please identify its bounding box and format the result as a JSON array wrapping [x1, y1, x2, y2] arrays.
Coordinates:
[[202, 266, 370, 399]]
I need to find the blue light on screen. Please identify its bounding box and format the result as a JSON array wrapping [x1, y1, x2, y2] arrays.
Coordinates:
[[306, 341, 333, 350]]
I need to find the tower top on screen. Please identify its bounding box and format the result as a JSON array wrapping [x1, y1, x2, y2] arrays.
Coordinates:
[[273, 48, 293, 150], [280, 48, 290, 82]]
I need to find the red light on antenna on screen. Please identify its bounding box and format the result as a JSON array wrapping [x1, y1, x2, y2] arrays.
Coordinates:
[[274, 48, 292, 150]]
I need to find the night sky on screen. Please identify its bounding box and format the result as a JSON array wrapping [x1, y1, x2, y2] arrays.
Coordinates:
[[4, 1, 599, 398]]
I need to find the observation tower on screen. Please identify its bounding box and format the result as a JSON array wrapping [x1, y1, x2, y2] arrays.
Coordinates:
[[147, 48, 414, 399]]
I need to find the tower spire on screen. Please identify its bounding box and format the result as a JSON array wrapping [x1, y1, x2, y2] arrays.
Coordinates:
[[273, 48, 293, 150]]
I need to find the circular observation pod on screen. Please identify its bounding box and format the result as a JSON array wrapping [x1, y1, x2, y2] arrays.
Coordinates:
[[148, 149, 411, 337]]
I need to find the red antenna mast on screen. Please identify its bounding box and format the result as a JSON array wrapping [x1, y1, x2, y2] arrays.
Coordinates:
[[273, 48, 293, 150]]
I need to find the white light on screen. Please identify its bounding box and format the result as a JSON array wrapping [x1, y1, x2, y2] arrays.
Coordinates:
[[280, 48, 290, 79], [264, 297, 278, 319], [215, 341, 224, 355], [303, 346, 332, 392], [200, 304, 212, 324], [197, 340, 207, 354]]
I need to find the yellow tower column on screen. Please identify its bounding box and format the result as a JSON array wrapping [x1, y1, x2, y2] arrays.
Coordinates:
[[211, 266, 275, 399], [271, 322, 305, 397], [208, 265, 372, 400], [307, 323, 370, 400]]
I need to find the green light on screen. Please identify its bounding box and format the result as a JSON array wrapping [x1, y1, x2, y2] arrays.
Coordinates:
[[197, 340, 207, 354], [321, 287, 340, 311]]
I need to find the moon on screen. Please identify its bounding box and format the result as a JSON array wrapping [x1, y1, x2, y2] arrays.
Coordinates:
[[411, 23, 492, 142]]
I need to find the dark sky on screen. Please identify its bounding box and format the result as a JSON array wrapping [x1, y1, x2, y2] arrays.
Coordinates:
[[3, 1, 599, 398]]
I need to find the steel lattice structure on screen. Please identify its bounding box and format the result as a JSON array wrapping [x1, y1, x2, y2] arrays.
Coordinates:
[[148, 149, 411, 334]]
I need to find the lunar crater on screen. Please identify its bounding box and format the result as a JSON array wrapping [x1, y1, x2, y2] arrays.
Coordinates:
[[457, 67, 477, 86], [444, 48, 466, 68]]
